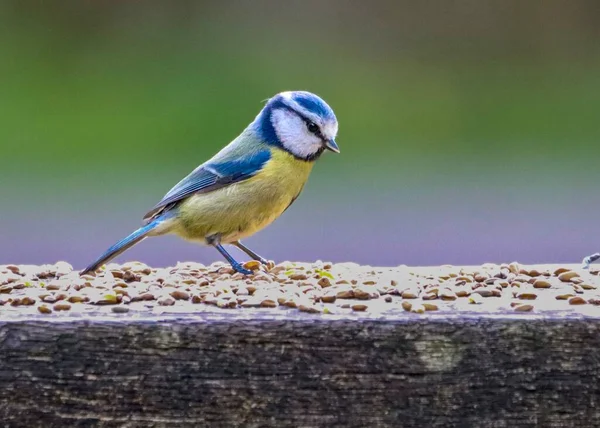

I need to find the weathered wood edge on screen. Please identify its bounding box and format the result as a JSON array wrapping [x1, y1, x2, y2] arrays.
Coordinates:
[[2, 264, 600, 427], [2, 316, 600, 427]]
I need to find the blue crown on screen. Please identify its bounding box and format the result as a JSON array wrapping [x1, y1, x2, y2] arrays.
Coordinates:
[[290, 91, 337, 122]]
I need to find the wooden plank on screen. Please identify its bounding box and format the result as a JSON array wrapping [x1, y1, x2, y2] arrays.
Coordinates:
[[1, 262, 600, 427], [1, 315, 600, 427]]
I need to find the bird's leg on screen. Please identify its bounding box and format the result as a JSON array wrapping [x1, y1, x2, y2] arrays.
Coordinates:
[[207, 235, 253, 275], [582, 253, 600, 269], [232, 241, 270, 265]]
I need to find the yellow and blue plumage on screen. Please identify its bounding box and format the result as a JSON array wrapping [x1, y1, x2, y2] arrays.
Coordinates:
[[81, 91, 340, 275]]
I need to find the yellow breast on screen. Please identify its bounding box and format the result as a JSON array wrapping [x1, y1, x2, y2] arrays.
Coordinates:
[[175, 149, 314, 243]]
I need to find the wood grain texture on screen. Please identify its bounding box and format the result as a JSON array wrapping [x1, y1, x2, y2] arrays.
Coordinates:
[[1, 315, 600, 428]]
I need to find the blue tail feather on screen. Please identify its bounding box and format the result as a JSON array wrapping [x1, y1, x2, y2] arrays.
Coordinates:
[[80, 218, 162, 275]]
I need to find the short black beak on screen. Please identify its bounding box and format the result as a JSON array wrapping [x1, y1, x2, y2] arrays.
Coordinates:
[[324, 139, 340, 153]]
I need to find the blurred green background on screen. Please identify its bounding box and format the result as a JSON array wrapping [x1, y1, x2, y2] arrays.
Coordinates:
[[2, 0, 599, 268]]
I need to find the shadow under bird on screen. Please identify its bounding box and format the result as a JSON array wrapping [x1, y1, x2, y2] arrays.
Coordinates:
[[81, 91, 340, 275]]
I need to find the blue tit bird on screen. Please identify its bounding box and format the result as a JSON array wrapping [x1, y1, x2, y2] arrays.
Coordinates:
[[81, 90, 340, 276]]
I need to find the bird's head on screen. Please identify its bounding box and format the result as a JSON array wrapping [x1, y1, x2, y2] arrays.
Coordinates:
[[253, 91, 339, 161]]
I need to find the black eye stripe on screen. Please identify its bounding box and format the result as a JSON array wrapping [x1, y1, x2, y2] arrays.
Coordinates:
[[289, 108, 326, 140], [299, 116, 324, 139]]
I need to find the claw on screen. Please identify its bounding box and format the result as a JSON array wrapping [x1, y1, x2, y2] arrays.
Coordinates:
[[232, 263, 253, 276]]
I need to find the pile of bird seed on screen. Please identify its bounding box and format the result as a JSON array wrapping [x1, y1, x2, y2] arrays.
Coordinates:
[[1, 261, 599, 317]]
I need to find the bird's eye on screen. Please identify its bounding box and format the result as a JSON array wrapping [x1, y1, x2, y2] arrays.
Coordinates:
[[306, 122, 320, 135]]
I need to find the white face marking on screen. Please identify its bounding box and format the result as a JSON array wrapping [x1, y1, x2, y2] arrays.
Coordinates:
[[271, 108, 324, 158], [268, 92, 339, 158]]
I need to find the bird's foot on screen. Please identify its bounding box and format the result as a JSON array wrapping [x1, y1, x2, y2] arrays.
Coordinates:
[[582, 253, 600, 269], [254, 256, 270, 266], [231, 262, 254, 276]]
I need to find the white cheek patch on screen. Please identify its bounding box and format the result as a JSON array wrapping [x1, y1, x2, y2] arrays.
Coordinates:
[[271, 109, 323, 158]]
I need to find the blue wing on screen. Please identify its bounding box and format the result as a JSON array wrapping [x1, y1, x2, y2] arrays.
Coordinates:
[[143, 149, 271, 222]]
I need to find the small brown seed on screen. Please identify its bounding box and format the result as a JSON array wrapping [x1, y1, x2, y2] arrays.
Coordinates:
[[317, 277, 332, 287], [422, 303, 438, 311], [260, 299, 278, 308], [384, 296, 392, 303], [569, 296, 586, 305], [558, 271, 580, 282], [243, 260, 261, 271], [18, 296, 34, 305], [6, 265, 20, 274], [440, 289, 457, 301], [533, 279, 551, 289], [111, 306, 130, 314], [422, 292, 438, 300], [321, 294, 336, 303], [53, 303, 71, 311], [354, 286, 377, 300], [474, 274, 488, 282], [555, 293, 575, 300], [351, 304, 367, 312], [37, 305, 52, 314], [46, 283, 62, 291], [401, 301, 412, 311], [401, 289, 419, 299], [336, 290, 354, 299], [517, 292, 537, 300], [514, 304, 534, 312], [553, 267, 571, 276], [298, 304, 320, 313], [170, 290, 190, 301]]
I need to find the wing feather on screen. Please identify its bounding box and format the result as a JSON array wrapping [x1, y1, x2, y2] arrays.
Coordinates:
[[143, 149, 271, 222]]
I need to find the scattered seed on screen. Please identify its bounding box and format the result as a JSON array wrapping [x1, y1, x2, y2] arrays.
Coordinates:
[[422, 303, 438, 311], [36, 303, 51, 314], [533, 279, 551, 289], [514, 304, 534, 312], [243, 260, 261, 271], [558, 271, 580, 282], [440, 289, 457, 301], [170, 290, 190, 301], [517, 292, 537, 300], [260, 299, 278, 308], [318, 277, 332, 287], [553, 267, 571, 276], [321, 294, 337, 304], [298, 304, 321, 313], [53, 303, 71, 311], [401, 289, 419, 299]]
